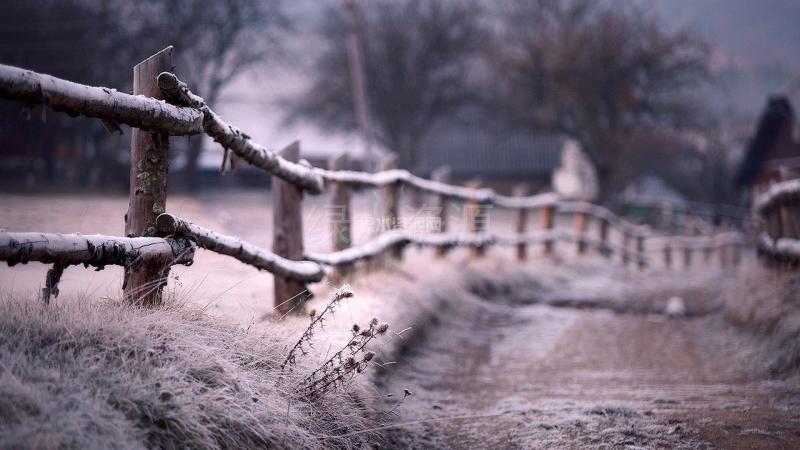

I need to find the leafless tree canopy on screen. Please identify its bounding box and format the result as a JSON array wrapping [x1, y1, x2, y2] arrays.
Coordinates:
[[292, 0, 485, 172], [486, 0, 710, 194]]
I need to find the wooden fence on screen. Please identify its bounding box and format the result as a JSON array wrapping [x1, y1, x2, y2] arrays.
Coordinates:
[[754, 178, 800, 265], [0, 47, 743, 312]]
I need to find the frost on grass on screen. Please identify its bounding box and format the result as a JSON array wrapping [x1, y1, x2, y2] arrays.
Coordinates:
[[0, 293, 379, 449]]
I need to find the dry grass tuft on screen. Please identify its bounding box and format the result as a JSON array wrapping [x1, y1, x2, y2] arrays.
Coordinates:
[[0, 291, 379, 449]]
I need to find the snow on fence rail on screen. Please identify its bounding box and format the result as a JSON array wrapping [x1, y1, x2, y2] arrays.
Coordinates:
[[0, 48, 743, 311], [754, 178, 800, 263]]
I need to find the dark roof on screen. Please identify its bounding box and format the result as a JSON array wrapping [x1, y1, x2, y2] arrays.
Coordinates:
[[735, 97, 795, 188], [416, 124, 564, 179]]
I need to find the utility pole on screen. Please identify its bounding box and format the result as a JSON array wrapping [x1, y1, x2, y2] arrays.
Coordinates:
[[343, 0, 375, 171]]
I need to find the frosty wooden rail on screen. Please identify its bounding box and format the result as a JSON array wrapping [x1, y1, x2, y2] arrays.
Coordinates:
[[754, 178, 800, 264], [0, 231, 195, 302]]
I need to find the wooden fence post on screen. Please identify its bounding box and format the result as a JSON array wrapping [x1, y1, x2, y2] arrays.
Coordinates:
[[683, 246, 692, 270], [273, 141, 307, 314], [381, 158, 402, 259], [663, 244, 672, 269], [703, 244, 713, 265], [541, 203, 555, 256], [622, 232, 631, 267], [466, 179, 486, 258], [599, 218, 610, 258], [124, 46, 173, 306], [636, 234, 646, 270], [432, 166, 450, 258], [329, 153, 352, 281], [575, 202, 588, 255], [513, 184, 529, 261]]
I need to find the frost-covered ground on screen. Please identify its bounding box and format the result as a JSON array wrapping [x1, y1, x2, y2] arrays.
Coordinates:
[[2, 192, 799, 449]]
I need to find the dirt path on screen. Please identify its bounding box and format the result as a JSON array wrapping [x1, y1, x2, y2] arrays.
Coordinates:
[[380, 280, 800, 449]]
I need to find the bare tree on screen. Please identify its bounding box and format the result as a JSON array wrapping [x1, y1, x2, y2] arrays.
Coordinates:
[[112, 0, 288, 190], [486, 0, 711, 197], [292, 0, 484, 172], [0, 0, 287, 191]]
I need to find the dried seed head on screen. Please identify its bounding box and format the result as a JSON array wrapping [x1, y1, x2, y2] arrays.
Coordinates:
[[352, 324, 360, 333], [363, 351, 375, 362], [370, 317, 379, 326], [376, 323, 389, 335], [345, 356, 357, 369], [309, 309, 317, 319], [360, 330, 373, 337]]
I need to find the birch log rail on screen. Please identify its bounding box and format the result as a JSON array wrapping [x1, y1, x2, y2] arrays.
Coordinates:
[[0, 231, 195, 268], [155, 213, 325, 282], [753, 178, 800, 264], [0, 63, 203, 135], [156, 72, 324, 194]]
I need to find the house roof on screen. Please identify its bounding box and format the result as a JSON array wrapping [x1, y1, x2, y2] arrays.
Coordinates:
[[416, 124, 565, 179], [619, 174, 686, 207], [735, 96, 796, 188]]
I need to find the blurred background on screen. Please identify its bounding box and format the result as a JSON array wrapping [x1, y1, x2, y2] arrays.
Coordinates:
[[0, 0, 798, 226]]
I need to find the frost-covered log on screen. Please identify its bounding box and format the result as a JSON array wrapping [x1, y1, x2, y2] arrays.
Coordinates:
[[305, 230, 494, 266], [0, 231, 195, 268], [754, 179, 800, 214], [494, 192, 560, 209], [157, 72, 324, 194], [155, 214, 324, 282], [757, 232, 800, 261], [306, 230, 410, 266], [314, 167, 495, 203], [0, 63, 203, 135], [558, 201, 649, 236]]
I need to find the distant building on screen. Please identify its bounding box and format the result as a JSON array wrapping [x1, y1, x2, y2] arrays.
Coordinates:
[[735, 96, 800, 201], [415, 123, 568, 193], [619, 174, 687, 226]]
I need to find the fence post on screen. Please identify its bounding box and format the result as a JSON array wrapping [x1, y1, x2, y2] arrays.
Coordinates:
[[683, 246, 692, 270], [663, 244, 672, 269], [636, 234, 646, 270], [124, 46, 173, 306], [272, 141, 307, 314], [432, 166, 450, 258], [622, 232, 631, 267], [703, 244, 713, 265], [513, 184, 529, 261], [575, 202, 588, 255], [466, 179, 486, 258], [599, 218, 610, 258], [541, 203, 555, 256], [381, 158, 402, 259], [329, 153, 352, 282]]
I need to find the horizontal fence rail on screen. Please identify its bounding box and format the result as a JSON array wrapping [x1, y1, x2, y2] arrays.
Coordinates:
[[754, 178, 800, 264], [0, 51, 746, 310]]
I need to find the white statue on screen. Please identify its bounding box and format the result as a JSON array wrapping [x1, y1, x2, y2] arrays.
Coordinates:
[[552, 139, 598, 201]]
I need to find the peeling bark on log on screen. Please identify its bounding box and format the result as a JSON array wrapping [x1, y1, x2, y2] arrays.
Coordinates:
[[381, 158, 402, 260], [0, 231, 194, 278], [272, 142, 309, 314], [329, 153, 353, 282], [157, 72, 324, 194], [125, 48, 173, 306], [155, 213, 324, 282], [0, 62, 203, 135]]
